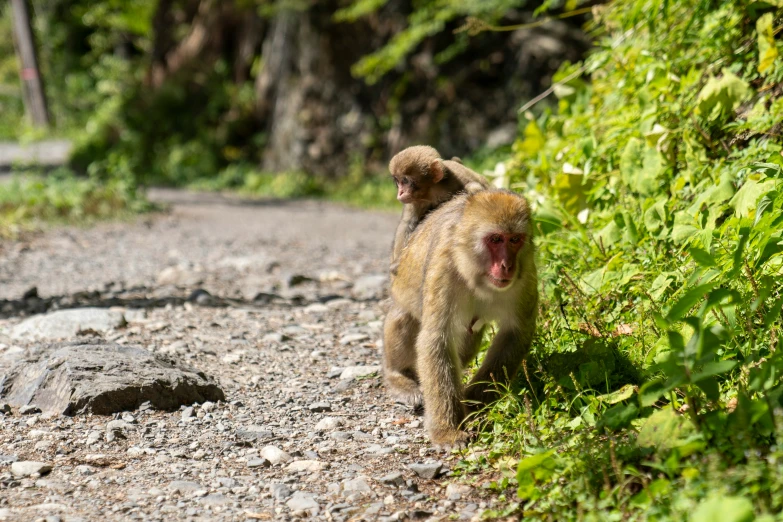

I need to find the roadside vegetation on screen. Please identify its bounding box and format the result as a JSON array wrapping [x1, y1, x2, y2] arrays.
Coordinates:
[[457, 0, 783, 519]]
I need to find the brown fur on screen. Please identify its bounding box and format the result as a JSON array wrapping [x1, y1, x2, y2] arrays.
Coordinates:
[[389, 146, 490, 272], [383, 190, 538, 449]]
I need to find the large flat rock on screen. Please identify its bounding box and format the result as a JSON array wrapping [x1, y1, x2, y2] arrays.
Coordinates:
[[0, 341, 224, 415], [11, 308, 126, 341]]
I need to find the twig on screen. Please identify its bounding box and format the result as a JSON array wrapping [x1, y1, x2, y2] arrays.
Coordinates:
[[518, 66, 587, 114]]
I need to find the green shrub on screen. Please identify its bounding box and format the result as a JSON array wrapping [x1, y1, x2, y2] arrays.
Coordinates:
[[457, 0, 783, 519]]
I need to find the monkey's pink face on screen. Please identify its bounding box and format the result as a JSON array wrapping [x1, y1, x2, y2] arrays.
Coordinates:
[[483, 232, 525, 289], [394, 176, 418, 204]]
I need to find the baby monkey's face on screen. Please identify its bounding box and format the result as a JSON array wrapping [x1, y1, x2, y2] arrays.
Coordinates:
[[392, 170, 434, 204]]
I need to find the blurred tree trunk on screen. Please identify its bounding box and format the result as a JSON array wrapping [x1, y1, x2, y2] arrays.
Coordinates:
[[10, 0, 49, 127]]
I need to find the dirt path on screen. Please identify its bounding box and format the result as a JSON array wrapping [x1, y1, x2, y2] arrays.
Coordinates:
[[0, 190, 497, 521]]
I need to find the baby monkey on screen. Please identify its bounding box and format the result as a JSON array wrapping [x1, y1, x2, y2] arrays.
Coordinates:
[[389, 146, 490, 270]]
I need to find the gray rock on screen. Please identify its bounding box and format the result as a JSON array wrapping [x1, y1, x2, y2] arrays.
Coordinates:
[[19, 404, 41, 414], [352, 274, 387, 300], [342, 475, 372, 494], [445, 483, 471, 500], [380, 472, 405, 487], [262, 333, 288, 343], [269, 482, 293, 500], [340, 365, 381, 380], [237, 425, 274, 441], [247, 458, 270, 469], [168, 481, 203, 493], [86, 431, 102, 445], [409, 462, 442, 479], [339, 333, 370, 345], [286, 460, 326, 472], [0, 454, 18, 464], [260, 445, 291, 465], [308, 402, 331, 412], [326, 368, 344, 379], [181, 406, 195, 421], [0, 403, 10, 414], [11, 308, 126, 341], [200, 494, 229, 505], [286, 491, 319, 514], [0, 341, 225, 415], [314, 417, 341, 431], [10, 460, 52, 477], [106, 420, 130, 442]]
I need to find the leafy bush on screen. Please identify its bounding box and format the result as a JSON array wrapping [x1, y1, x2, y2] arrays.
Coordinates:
[[456, 0, 783, 519], [0, 168, 149, 236]]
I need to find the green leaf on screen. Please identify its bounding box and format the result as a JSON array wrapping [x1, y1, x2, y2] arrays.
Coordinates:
[[696, 376, 720, 401], [692, 360, 738, 382], [636, 407, 696, 450], [692, 495, 754, 522], [553, 172, 591, 218], [598, 384, 636, 404], [644, 199, 668, 235], [639, 379, 668, 407], [757, 13, 779, 75], [598, 402, 639, 431], [696, 70, 752, 121], [666, 283, 714, 322], [596, 220, 622, 249], [620, 138, 662, 195], [764, 297, 783, 327], [516, 450, 556, 474], [730, 179, 778, 218], [688, 247, 716, 267]]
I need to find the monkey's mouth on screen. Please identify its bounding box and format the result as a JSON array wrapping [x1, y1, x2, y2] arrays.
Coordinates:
[[487, 275, 512, 288]]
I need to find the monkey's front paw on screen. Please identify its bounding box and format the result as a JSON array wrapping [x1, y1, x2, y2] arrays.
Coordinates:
[[429, 429, 473, 452], [393, 391, 424, 413]]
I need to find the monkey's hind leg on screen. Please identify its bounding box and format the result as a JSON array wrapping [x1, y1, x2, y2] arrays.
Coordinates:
[[383, 303, 423, 409]]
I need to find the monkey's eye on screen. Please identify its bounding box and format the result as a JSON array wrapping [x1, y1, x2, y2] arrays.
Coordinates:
[[509, 235, 524, 244], [489, 234, 503, 244], [401, 178, 411, 186]]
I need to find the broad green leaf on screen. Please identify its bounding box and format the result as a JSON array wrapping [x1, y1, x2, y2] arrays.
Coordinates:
[[598, 384, 636, 404], [598, 402, 638, 431], [692, 360, 737, 383], [692, 495, 754, 522], [621, 211, 640, 245], [672, 211, 700, 244], [639, 379, 669, 406], [688, 247, 716, 267], [636, 407, 696, 450], [649, 273, 674, 302], [516, 450, 556, 474], [644, 199, 668, 235], [696, 70, 752, 121], [730, 179, 778, 217], [757, 13, 779, 75], [596, 220, 622, 249], [620, 138, 662, 195], [553, 172, 590, 217]]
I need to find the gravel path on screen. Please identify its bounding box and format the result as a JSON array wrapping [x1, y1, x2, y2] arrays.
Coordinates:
[[0, 190, 502, 521]]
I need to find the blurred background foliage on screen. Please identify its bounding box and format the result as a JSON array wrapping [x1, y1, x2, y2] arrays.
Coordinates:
[[2, 0, 783, 519]]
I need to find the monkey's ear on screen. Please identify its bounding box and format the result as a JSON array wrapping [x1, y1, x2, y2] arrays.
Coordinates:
[[430, 159, 445, 183]]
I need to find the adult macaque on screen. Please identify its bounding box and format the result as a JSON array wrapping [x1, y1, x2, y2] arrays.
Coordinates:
[[383, 190, 538, 448], [389, 146, 490, 271]]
